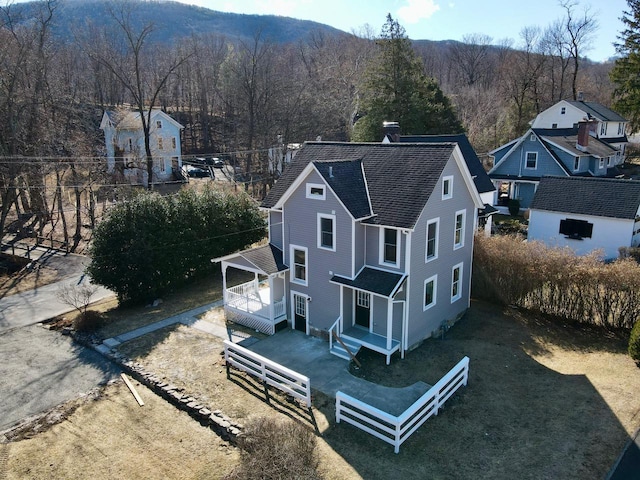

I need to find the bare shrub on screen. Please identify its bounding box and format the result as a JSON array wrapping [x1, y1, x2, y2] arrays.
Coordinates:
[[73, 310, 103, 332], [225, 417, 320, 480], [57, 282, 99, 322], [473, 234, 640, 329]]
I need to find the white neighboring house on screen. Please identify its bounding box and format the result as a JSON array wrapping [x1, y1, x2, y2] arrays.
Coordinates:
[[528, 176, 640, 260], [531, 100, 628, 164], [100, 109, 184, 185]]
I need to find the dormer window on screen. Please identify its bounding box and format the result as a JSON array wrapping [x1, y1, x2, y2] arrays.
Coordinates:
[[442, 176, 453, 200], [601, 123, 607, 135], [574, 157, 580, 171], [156, 120, 162, 129], [618, 123, 624, 135], [306, 183, 325, 200]]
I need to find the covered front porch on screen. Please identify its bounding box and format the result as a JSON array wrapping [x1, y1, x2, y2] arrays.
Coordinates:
[[217, 244, 288, 335], [329, 267, 406, 365]]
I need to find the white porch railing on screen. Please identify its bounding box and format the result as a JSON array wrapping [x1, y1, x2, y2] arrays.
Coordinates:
[[329, 316, 341, 352], [336, 356, 469, 453], [273, 297, 286, 319], [223, 340, 311, 408]]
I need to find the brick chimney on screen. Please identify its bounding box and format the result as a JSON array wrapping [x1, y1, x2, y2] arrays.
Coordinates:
[[383, 121, 400, 142], [576, 120, 591, 152]]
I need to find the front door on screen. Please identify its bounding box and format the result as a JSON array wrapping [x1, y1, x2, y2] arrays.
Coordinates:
[[355, 291, 370, 328], [293, 293, 307, 333]]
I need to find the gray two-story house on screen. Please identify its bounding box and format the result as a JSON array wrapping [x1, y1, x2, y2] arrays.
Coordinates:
[[217, 142, 483, 363]]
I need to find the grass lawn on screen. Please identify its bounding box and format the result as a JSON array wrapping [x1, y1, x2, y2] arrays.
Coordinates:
[[2, 380, 240, 480], [109, 299, 639, 480]]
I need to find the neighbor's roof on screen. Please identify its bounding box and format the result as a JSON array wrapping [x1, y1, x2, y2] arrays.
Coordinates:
[[539, 132, 617, 158], [566, 101, 627, 123], [530, 176, 640, 219], [262, 142, 459, 229], [103, 109, 183, 130], [395, 134, 495, 194]]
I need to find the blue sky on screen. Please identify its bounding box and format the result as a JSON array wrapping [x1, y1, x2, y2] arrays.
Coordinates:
[[178, 0, 628, 62]]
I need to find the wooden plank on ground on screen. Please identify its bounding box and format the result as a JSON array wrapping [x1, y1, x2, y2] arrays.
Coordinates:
[[121, 373, 145, 406]]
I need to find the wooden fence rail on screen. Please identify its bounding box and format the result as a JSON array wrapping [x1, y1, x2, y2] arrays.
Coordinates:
[[336, 356, 469, 453], [223, 340, 311, 408]]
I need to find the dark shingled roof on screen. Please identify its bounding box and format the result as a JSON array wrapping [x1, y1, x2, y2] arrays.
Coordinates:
[[530, 176, 640, 219], [262, 142, 457, 229], [395, 134, 495, 194], [314, 159, 372, 219], [330, 267, 406, 297], [234, 244, 287, 275], [567, 101, 627, 123], [540, 133, 617, 158]]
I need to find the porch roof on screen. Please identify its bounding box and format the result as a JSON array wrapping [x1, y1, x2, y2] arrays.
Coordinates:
[[220, 244, 287, 275], [330, 267, 406, 298]]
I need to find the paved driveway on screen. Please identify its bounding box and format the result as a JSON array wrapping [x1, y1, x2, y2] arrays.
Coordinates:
[[0, 324, 120, 431]]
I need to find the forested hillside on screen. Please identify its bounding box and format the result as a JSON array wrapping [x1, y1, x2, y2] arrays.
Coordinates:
[[0, 0, 617, 250]]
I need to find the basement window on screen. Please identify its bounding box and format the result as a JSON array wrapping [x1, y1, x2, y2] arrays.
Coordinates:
[[559, 218, 593, 240]]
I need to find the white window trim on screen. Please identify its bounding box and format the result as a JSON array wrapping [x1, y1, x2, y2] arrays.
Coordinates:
[[379, 227, 400, 268], [574, 157, 580, 171], [317, 213, 336, 252], [425, 217, 439, 263], [454, 209, 466, 250], [530, 133, 536, 141], [158, 137, 164, 150], [423, 275, 437, 311], [442, 175, 453, 200], [171, 137, 177, 150], [524, 151, 537, 170], [451, 262, 463, 303], [290, 245, 308, 286], [306, 183, 326, 200], [599, 157, 605, 169]]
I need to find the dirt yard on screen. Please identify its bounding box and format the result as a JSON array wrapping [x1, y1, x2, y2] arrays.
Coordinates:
[[3, 299, 639, 479]]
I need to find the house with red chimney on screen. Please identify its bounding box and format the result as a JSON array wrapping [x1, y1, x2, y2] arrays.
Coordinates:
[[488, 121, 620, 210]]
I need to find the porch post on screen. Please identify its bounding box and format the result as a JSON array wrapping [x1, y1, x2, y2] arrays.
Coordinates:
[[386, 298, 393, 351], [268, 275, 274, 321], [339, 285, 344, 333], [222, 263, 228, 304], [254, 272, 259, 292]]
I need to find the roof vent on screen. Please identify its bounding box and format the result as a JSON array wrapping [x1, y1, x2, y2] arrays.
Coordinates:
[[329, 166, 334, 178]]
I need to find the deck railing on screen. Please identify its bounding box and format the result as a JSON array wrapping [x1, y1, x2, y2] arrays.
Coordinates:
[[336, 356, 469, 453], [223, 340, 311, 408], [273, 297, 286, 318]]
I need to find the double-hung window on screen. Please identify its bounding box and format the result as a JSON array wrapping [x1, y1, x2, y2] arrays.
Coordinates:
[[381, 228, 399, 266], [454, 210, 466, 250], [442, 176, 453, 200], [525, 152, 537, 169], [424, 275, 437, 310], [451, 263, 463, 303], [426, 218, 439, 262], [317, 214, 336, 251], [290, 246, 308, 286]]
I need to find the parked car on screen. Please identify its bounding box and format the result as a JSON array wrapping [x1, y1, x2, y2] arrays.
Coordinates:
[[212, 157, 225, 168], [184, 165, 211, 178]]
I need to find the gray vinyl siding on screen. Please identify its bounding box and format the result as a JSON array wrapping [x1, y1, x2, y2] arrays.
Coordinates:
[[371, 295, 388, 336], [491, 140, 566, 178], [282, 169, 353, 331], [354, 222, 365, 276], [269, 210, 283, 249], [407, 156, 474, 349]]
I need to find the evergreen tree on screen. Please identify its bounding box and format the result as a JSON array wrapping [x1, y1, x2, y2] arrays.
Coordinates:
[[610, 0, 640, 132], [352, 14, 463, 141]]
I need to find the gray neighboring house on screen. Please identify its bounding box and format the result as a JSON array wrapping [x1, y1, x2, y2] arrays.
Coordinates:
[[216, 142, 483, 363], [489, 121, 620, 209], [528, 176, 640, 260]]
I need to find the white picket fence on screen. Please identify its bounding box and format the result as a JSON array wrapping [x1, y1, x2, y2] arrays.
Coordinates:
[[223, 340, 312, 408], [336, 356, 469, 453]]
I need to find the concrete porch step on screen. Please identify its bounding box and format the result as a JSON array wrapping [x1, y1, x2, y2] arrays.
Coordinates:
[[330, 336, 361, 361]]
